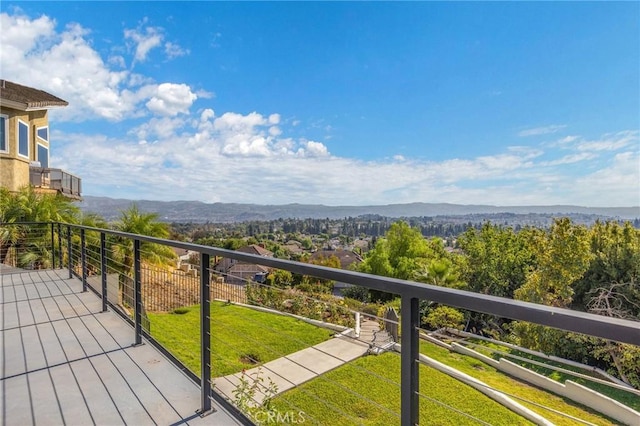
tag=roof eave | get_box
[0,99,68,111]
[0,99,29,111]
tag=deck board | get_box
[1,269,242,426]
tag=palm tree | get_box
[110,204,176,307]
[0,186,80,268]
[418,258,465,289]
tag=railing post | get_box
[200,252,213,415]
[134,238,142,346]
[100,232,108,312]
[80,228,87,292]
[57,223,62,269]
[50,223,55,269]
[401,295,419,426]
[67,225,72,279]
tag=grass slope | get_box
[468,340,640,412]
[270,352,533,425]
[147,302,333,377]
[420,341,617,425]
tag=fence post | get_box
[50,223,55,269]
[134,238,142,345]
[57,223,62,269]
[80,228,87,292]
[101,232,107,312]
[199,252,213,415]
[67,225,72,279]
[401,295,419,426]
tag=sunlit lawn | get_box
[270,352,533,426]
[467,340,640,412]
[269,341,618,426]
[419,341,617,426]
[147,302,333,377]
[147,305,619,425]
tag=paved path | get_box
[213,317,392,406]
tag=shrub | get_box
[246,284,354,327]
[341,285,371,302]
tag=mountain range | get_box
[79,196,640,223]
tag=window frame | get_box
[36,125,49,143]
[0,114,7,153]
[37,143,49,168]
[17,119,29,159]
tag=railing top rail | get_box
[3,221,639,347]
[28,167,82,180]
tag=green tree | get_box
[418,258,465,289]
[0,186,80,268]
[111,204,176,307]
[515,218,592,307]
[512,218,593,352]
[266,269,293,288]
[359,221,445,301]
[457,223,535,298]
[298,254,341,293]
[573,220,640,314]
[360,221,436,280]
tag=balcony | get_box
[29,167,82,199]
[1,222,639,425]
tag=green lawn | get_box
[270,352,533,426]
[147,305,621,424]
[147,302,333,377]
[467,339,640,412]
[419,341,617,425]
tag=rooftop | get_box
[0,79,68,111]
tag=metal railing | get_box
[29,166,82,198]
[2,221,639,425]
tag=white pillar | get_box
[355,312,361,337]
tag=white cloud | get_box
[542,152,598,166]
[124,20,189,64]
[575,131,637,152]
[301,141,329,157]
[146,83,197,116]
[124,25,163,63]
[53,101,639,207]
[0,12,202,122]
[164,41,189,59]
[572,151,640,206]
[108,55,126,68]
[268,113,281,125]
[518,124,566,137]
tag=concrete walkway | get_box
[213,318,391,405]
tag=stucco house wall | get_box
[0,106,49,192]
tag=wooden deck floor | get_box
[0,269,242,425]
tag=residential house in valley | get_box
[310,248,363,297]
[213,244,273,284]
[0,79,81,198]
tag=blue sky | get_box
[2,2,638,207]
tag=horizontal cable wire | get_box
[415,389,493,426]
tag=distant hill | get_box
[78,196,640,223]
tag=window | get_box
[37,126,49,142]
[37,144,49,168]
[0,115,7,152]
[18,120,29,158]
[36,125,49,167]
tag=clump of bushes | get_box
[246,284,355,327]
